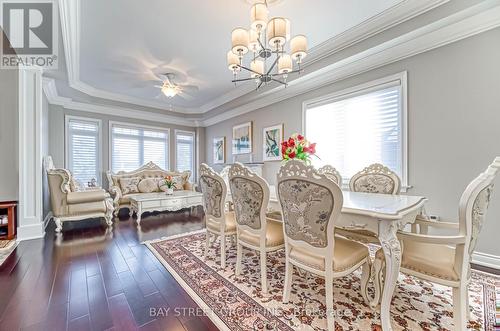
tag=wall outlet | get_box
[429,215,440,221]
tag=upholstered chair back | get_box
[45,156,71,217]
[277,160,343,255]
[349,163,401,194]
[318,165,343,187]
[457,157,500,275]
[228,162,269,231]
[199,163,227,220]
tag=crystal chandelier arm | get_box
[232,77,258,83]
[237,64,262,76]
[257,81,264,90]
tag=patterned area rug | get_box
[146,231,499,331]
[0,239,17,266]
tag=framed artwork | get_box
[263,124,283,161]
[232,122,252,155]
[213,137,225,164]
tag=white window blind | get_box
[176,131,195,175]
[111,123,169,172]
[66,117,101,185]
[305,81,406,186]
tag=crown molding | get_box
[200,0,500,127]
[43,78,202,127]
[58,0,449,115]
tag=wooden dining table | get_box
[227,186,427,331]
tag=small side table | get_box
[0,201,17,240]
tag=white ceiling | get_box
[78,0,403,111]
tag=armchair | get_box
[371,157,500,330]
[45,156,114,233]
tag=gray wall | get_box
[0,66,18,201]
[205,28,500,256]
[48,106,203,187]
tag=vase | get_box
[166,188,174,195]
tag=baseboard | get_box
[16,223,45,242]
[43,212,53,230]
[472,251,500,270]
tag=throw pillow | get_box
[158,178,169,192]
[70,178,85,192]
[137,178,159,193]
[119,177,141,195]
[172,175,184,190]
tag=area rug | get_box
[0,239,17,266]
[146,230,499,331]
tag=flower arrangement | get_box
[281,133,317,164]
[161,175,175,195]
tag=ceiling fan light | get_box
[250,3,268,31]
[227,50,240,71]
[278,54,292,74]
[250,59,264,78]
[267,17,290,50]
[291,35,308,62]
[162,85,179,98]
[231,28,249,55]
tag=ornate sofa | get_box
[45,156,114,233]
[106,162,195,215]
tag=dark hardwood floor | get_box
[0,207,218,331]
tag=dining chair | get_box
[371,157,500,331]
[199,163,237,269]
[228,162,284,294]
[277,160,371,331]
[337,163,401,244]
[318,165,343,187]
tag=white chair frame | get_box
[229,162,284,294]
[318,165,343,187]
[277,160,371,331]
[372,157,500,330]
[199,163,236,269]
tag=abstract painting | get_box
[232,122,252,155]
[263,124,283,161]
[213,137,225,164]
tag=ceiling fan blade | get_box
[179,85,199,93]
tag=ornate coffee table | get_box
[129,190,203,224]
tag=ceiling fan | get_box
[153,73,199,99]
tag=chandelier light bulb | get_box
[250,3,268,31]
[250,59,264,78]
[248,29,260,53]
[231,28,249,55]
[227,50,240,72]
[291,35,308,63]
[278,54,292,74]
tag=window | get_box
[304,73,408,188]
[175,130,195,175]
[110,122,169,172]
[65,116,101,185]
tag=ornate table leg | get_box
[378,220,402,331]
[136,204,142,224]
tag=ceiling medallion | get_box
[227,0,307,90]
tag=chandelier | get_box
[227,1,308,89]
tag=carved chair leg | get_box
[220,235,226,269]
[282,259,293,303]
[452,285,468,331]
[371,253,385,308]
[205,232,211,260]
[235,243,243,276]
[360,259,371,305]
[260,250,268,294]
[325,272,335,331]
[54,218,63,233]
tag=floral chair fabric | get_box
[349,163,401,195]
[199,175,223,218]
[277,179,334,248]
[229,177,263,230]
